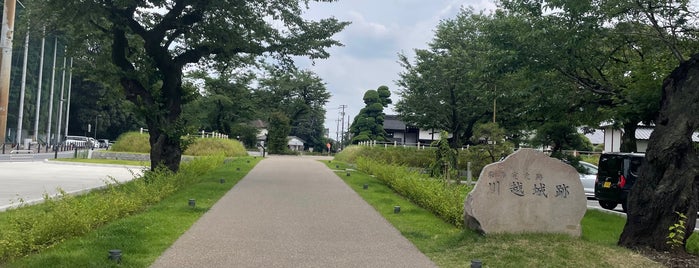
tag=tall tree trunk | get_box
[148,125,182,172]
[618,54,699,252]
[619,121,639,153]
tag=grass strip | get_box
[325,160,663,267]
[3,157,260,267]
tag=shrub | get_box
[335,145,498,177]
[355,157,471,227]
[110,132,150,153]
[184,138,247,157]
[111,131,247,157]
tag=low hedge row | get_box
[0,155,225,263]
[336,145,499,177]
[355,157,471,228]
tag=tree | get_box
[181,70,256,136]
[255,67,330,152]
[267,112,291,154]
[349,86,391,143]
[396,9,493,147]
[497,0,699,252]
[31,1,348,172]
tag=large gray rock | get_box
[464,149,587,237]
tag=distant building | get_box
[287,136,305,151]
[601,123,699,153]
[383,115,446,145]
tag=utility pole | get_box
[335,118,340,142]
[0,0,17,145]
[339,104,347,149]
[33,27,46,142]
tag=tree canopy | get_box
[29,0,349,171]
[349,86,391,143]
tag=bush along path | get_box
[1,156,260,267]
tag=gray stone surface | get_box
[151,156,436,268]
[464,149,587,237]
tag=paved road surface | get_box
[0,161,144,211]
[151,156,437,268]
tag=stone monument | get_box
[463,148,587,237]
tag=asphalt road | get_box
[0,160,144,211]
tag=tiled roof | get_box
[384,115,406,130]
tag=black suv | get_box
[594,152,645,212]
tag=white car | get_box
[579,161,598,199]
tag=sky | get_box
[293,0,497,141]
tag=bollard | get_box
[471,259,482,268]
[394,206,401,213]
[188,199,196,208]
[363,184,368,190]
[108,249,122,263]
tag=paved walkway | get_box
[151,156,436,268]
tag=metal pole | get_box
[0,0,17,144]
[55,48,66,145]
[46,37,57,146]
[15,28,28,147]
[63,58,72,137]
[33,27,46,143]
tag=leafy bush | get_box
[355,157,471,227]
[110,132,150,153]
[0,156,225,263]
[110,131,247,157]
[335,145,500,178]
[184,138,247,157]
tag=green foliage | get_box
[183,138,247,157]
[335,145,496,182]
[430,131,459,179]
[255,67,331,151]
[0,156,227,263]
[667,212,688,250]
[110,132,151,153]
[109,132,247,157]
[230,123,260,149]
[355,157,470,227]
[350,86,392,143]
[471,122,514,162]
[267,112,291,154]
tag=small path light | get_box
[335,164,339,169]
[346,171,351,176]
[188,199,196,208]
[246,160,250,163]
[108,249,122,263]
[220,178,225,184]
[363,184,368,190]
[471,259,482,268]
[394,206,401,214]
[236,167,240,171]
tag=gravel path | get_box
[150,156,436,268]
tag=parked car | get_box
[579,161,598,199]
[63,135,90,148]
[98,139,110,149]
[594,152,645,212]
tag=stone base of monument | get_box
[463,148,586,237]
